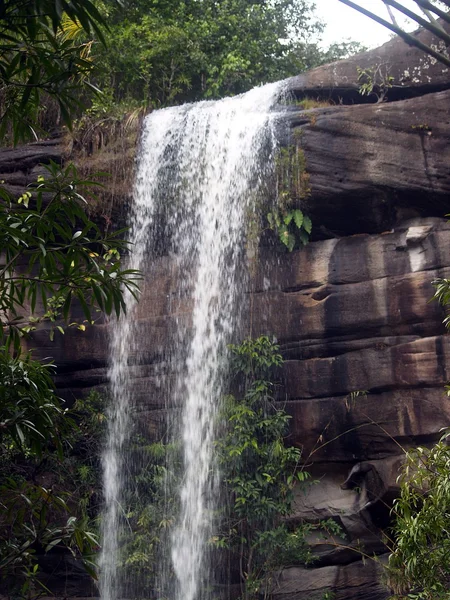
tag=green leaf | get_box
[284,211,294,225]
[298,230,309,246]
[293,209,304,229]
[302,215,312,234]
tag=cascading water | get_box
[100,80,286,600]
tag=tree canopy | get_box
[0,0,119,142]
[90,0,364,108]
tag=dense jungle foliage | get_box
[90,0,364,108]
[0,0,367,139]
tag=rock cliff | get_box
[3,22,450,600]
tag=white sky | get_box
[314,0,423,49]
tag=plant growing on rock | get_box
[115,438,180,599]
[267,146,312,252]
[215,336,313,600]
[357,64,394,103]
[387,431,450,599]
[267,208,312,252]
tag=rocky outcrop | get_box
[288,18,450,101]
[285,90,450,234]
[271,558,388,600]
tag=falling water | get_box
[100,80,286,600]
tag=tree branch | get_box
[336,0,450,68]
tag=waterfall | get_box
[100,80,286,600]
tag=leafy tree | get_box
[0,160,139,461]
[0,0,121,143]
[0,391,106,598]
[387,432,450,599]
[0,162,138,351]
[315,39,367,63]
[0,0,138,594]
[92,0,325,106]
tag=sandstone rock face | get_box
[8,26,450,600]
[284,90,450,235]
[287,18,450,100]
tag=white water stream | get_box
[100,81,286,600]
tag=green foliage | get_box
[92,0,325,106]
[387,432,450,599]
[357,64,394,103]
[116,438,180,598]
[0,391,106,596]
[267,146,312,252]
[0,350,62,457]
[0,0,121,143]
[267,208,312,252]
[296,98,334,110]
[316,40,367,64]
[216,336,312,599]
[0,161,140,352]
[228,335,283,378]
[432,277,450,329]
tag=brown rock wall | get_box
[287,90,450,234]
